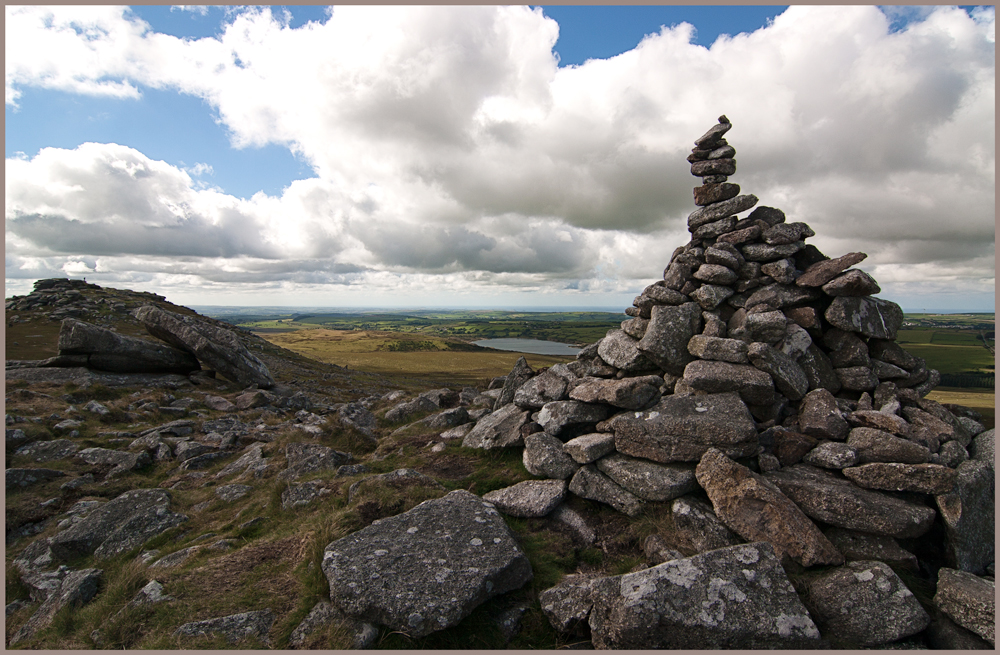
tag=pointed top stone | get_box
[694,119,733,148]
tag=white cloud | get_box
[4,5,995,309]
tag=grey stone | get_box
[203,395,236,411]
[747,342,809,401]
[970,428,994,469]
[568,464,644,516]
[549,505,595,545]
[15,439,79,462]
[796,252,867,287]
[689,284,735,310]
[936,439,969,467]
[523,433,580,480]
[682,359,775,405]
[693,263,738,285]
[798,560,929,646]
[347,468,445,503]
[642,533,685,564]
[741,241,805,262]
[798,343,842,393]
[599,329,657,373]
[935,460,994,574]
[462,403,530,449]
[670,496,743,554]
[174,609,275,645]
[322,490,532,638]
[760,258,798,284]
[134,305,274,388]
[594,453,696,502]
[696,449,843,567]
[338,402,378,438]
[802,441,859,469]
[588,542,821,649]
[847,427,931,464]
[6,468,66,490]
[173,441,214,462]
[823,528,919,572]
[635,302,701,375]
[567,375,661,410]
[215,443,268,479]
[439,423,474,441]
[612,392,758,463]
[49,488,188,561]
[762,221,814,245]
[835,365,879,391]
[764,463,936,539]
[492,356,535,410]
[563,432,616,464]
[215,484,252,502]
[933,568,995,645]
[925,609,994,650]
[539,574,599,632]
[10,568,103,645]
[687,194,758,229]
[287,600,377,650]
[58,318,200,374]
[739,309,788,343]
[416,406,470,431]
[642,284,688,306]
[149,546,199,569]
[537,400,610,437]
[77,447,151,479]
[825,296,904,339]
[843,462,957,495]
[514,370,569,409]
[384,395,437,423]
[692,215,739,240]
[687,335,749,363]
[822,269,881,296]
[282,481,330,510]
[483,479,567,517]
[745,283,821,309]
[704,245,741,269]
[279,443,351,481]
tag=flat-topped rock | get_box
[483,480,567,518]
[594,453,696,502]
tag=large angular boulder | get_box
[695,449,843,567]
[612,392,758,463]
[49,488,188,561]
[539,574,600,632]
[935,460,994,574]
[598,329,657,373]
[322,490,532,638]
[824,296,904,339]
[58,318,200,374]
[522,433,580,480]
[587,542,821,649]
[797,561,929,646]
[493,356,534,409]
[765,464,936,539]
[462,404,530,449]
[133,305,274,388]
[513,370,569,409]
[842,462,957,495]
[933,568,995,645]
[635,303,702,374]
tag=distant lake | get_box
[473,338,581,356]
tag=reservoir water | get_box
[472,338,581,356]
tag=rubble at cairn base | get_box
[463,116,994,648]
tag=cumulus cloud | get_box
[4,5,995,308]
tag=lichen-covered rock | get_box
[933,568,995,645]
[599,329,657,373]
[483,479,567,518]
[462,403,530,449]
[842,462,957,495]
[634,303,702,374]
[49,488,188,561]
[562,432,616,464]
[669,496,743,554]
[612,392,757,463]
[797,560,929,646]
[322,490,532,638]
[568,375,662,410]
[10,568,103,645]
[6,468,66,490]
[935,460,995,574]
[513,370,569,409]
[280,443,351,481]
[539,574,600,632]
[802,441,858,469]
[588,542,821,649]
[15,439,79,463]
[696,449,843,567]
[175,609,275,645]
[568,464,644,516]
[58,318,200,374]
[493,356,535,409]
[682,360,775,405]
[594,453,697,502]
[824,296,904,339]
[537,400,610,437]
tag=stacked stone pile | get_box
[462,116,994,648]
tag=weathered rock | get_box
[287,600,377,650]
[635,302,701,374]
[522,433,580,480]
[802,441,859,469]
[765,463,935,539]
[10,568,103,645]
[847,427,930,464]
[568,464,644,516]
[848,408,909,435]
[824,296,904,339]
[15,439,79,462]
[338,403,378,439]
[77,447,151,478]
[483,479,567,518]
[823,527,919,571]
[588,542,821,649]
[462,404,530,449]
[822,269,881,296]
[175,609,275,645]
[599,329,657,373]
[696,449,842,567]
[643,283,688,305]
[563,432,616,464]
[687,194,758,229]
[760,426,818,466]
[216,484,252,502]
[537,400,610,437]
[384,395,437,423]
[741,241,805,262]
[798,344,842,393]
[642,534,685,565]
[322,490,532,638]
[6,467,66,490]
[834,365,879,391]
[682,359,775,405]
[513,370,569,409]
[797,560,929,646]
[689,284,735,310]
[933,568,995,645]
[415,407,470,431]
[280,443,351,481]
[687,335,748,363]
[970,428,994,469]
[738,309,788,343]
[215,443,268,479]
[612,392,757,463]
[203,395,236,411]
[795,252,867,287]
[49,488,188,561]
[935,460,994,574]
[690,157,737,177]
[134,305,274,388]
[149,546,200,568]
[347,468,445,503]
[539,574,599,632]
[747,342,808,401]
[760,258,798,284]
[842,462,957,495]
[567,375,661,410]
[693,117,732,147]
[57,318,201,374]
[670,496,743,554]
[595,453,696,502]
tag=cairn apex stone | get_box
[693,118,733,147]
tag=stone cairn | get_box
[463,116,994,648]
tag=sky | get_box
[4,5,996,313]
